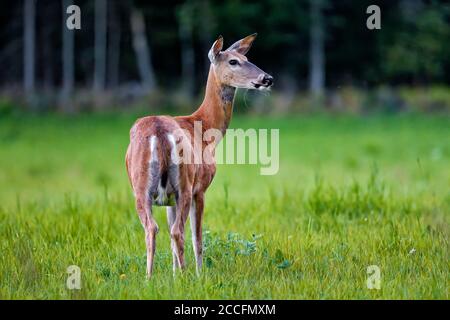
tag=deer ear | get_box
[226,33,257,55]
[208,35,224,63]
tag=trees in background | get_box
[61,0,75,112]
[94,0,107,92]
[108,0,121,88]
[41,3,56,90]
[309,0,325,96]
[177,0,195,98]
[23,0,36,101]
[130,5,156,93]
[0,0,448,111]
[383,1,450,84]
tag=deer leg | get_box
[170,193,191,270]
[136,197,159,279]
[166,206,180,273]
[190,193,204,276]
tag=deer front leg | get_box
[170,193,192,271]
[190,193,204,276]
[166,206,180,274]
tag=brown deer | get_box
[126,34,273,278]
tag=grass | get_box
[0,112,448,299]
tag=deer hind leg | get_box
[136,196,159,279]
[190,193,204,276]
[166,206,180,273]
[170,192,191,271]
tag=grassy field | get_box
[0,112,448,299]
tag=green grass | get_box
[0,112,448,299]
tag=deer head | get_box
[208,34,274,90]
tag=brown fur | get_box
[125,34,273,278]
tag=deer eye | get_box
[229,59,238,66]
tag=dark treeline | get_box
[0,0,449,113]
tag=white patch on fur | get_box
[149,135,166,205]
[157,183,166,204]
[150,136,158,162]
[167,133,180,193]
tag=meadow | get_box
[0,111,448,299]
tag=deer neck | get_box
[193,65,236,136]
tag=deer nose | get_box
[263,75,273,87]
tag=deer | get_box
[125,33,273,278]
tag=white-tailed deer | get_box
[126,34,273,278]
